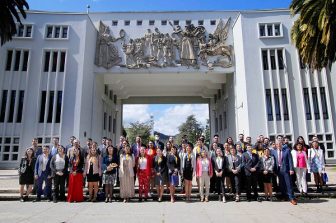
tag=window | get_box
[14,50,21,71]
[17,25,24,37]
[174,20,179,26]
[0,90,8,122]
[161,20,167,25]
[108,115,112,132]
[44,51,50,72]
[137,20,142,26]
[0,137,20,161]
[265,89,273,121]
[186,20,191,25]
[327,151,334,158]
[303,88,312,120]
[219,115,223,131]
[224,112,227,129]
[259,23,282,37]
[311,87,320,120]
[112,20,118,26]
[47,91,54,123]
[16,91,24,123]
[61,26,68,38]
[59,52,66,72]
[46,26,53,38]
[198,20,204,26]
[215,117,218,133]
[217,90,221,100]
[262,50,268,70]
[54,26,60,38]
[259,25,266,37]
[149,20,155,26]
[270,50,276,70]
[214,95,217,104]
[103,112,107,130]
[22,51,29,71]
[326,134,332,141]
[45,25,69,39]
[277,49,284,70]
[44,50,65,72]
[56,91,62,123]
[114,95,117,104]
[274,89,281,121]
[52,51,58,72]
[274,24,281,36]
[109,90,113,100]
[124,20,130,26]
[5,50,13,71]
[210,20,216,25]
[113,118,116,134]
[104,85,108,96]
[7,90,16,123]
[281,89,289,120]
[320,87,329,119]
[25,25,32,37]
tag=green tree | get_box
[0,0,29,45]
[176,115,203,145]
[290,0,336,70]
[125,121,152,145]
[204,119,211,145]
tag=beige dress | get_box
[119,154,135,198]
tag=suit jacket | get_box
[272,145,294,173]
[34,154,52,177]
[242,152,260,176]
[131,143,146,158]
[153,155,168,177]
[226,155,242,173]
[50,154,69,177]
[212,155,226,177]
[154,140,165,150]
[167,154,180,175]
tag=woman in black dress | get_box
[153,148,168,202]
[181,143,195,201]
[167,146,180,203]
[19,148,36,202]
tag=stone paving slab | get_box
[0,199,335,223]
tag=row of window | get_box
[0,90,25,123]
[103,112,116,133]
[15,24,33,38]
[5,50,29,71]
[39,91,63,123]
[303,87,329,120]
[259,23,282,38]
[46,25,69,39]
[265,88,289,121]
[104,85,117,104]
[262,49,284,70]
[215,112,227,133]
[0,137,20,161]
[112,19,217,27]
[43,50,66,72]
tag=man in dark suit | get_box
[242,144,260,202]
[154,134,165,150]
[273,135,297,205]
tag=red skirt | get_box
[67,173,84,202]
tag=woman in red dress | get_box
[146,141,156,196]
[137,146,151,201]
[67,147,84,202]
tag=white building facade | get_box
[0,9,335,168]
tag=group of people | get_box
[18,133,326,205]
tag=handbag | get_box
[322,172,328,184]
[306,171,311,182]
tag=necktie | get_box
[279,150,282,167]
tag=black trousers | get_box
[229,173,240,194]
[215,175,225,196]
[53,174,66,200]
[246,173,258,200]
[210,175,217,193]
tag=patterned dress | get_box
[119,155,135,198]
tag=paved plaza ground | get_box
[0,198,335,223]
[0,167,335,223]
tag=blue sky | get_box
[27,0,292,12]
[26,0,292,135]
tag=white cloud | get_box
[123,105,152,126]
[154,104,209,136]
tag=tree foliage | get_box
[290,0,336,70]
[0,0,29,45]
[125,121,152,145]
[176,115,204,145]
